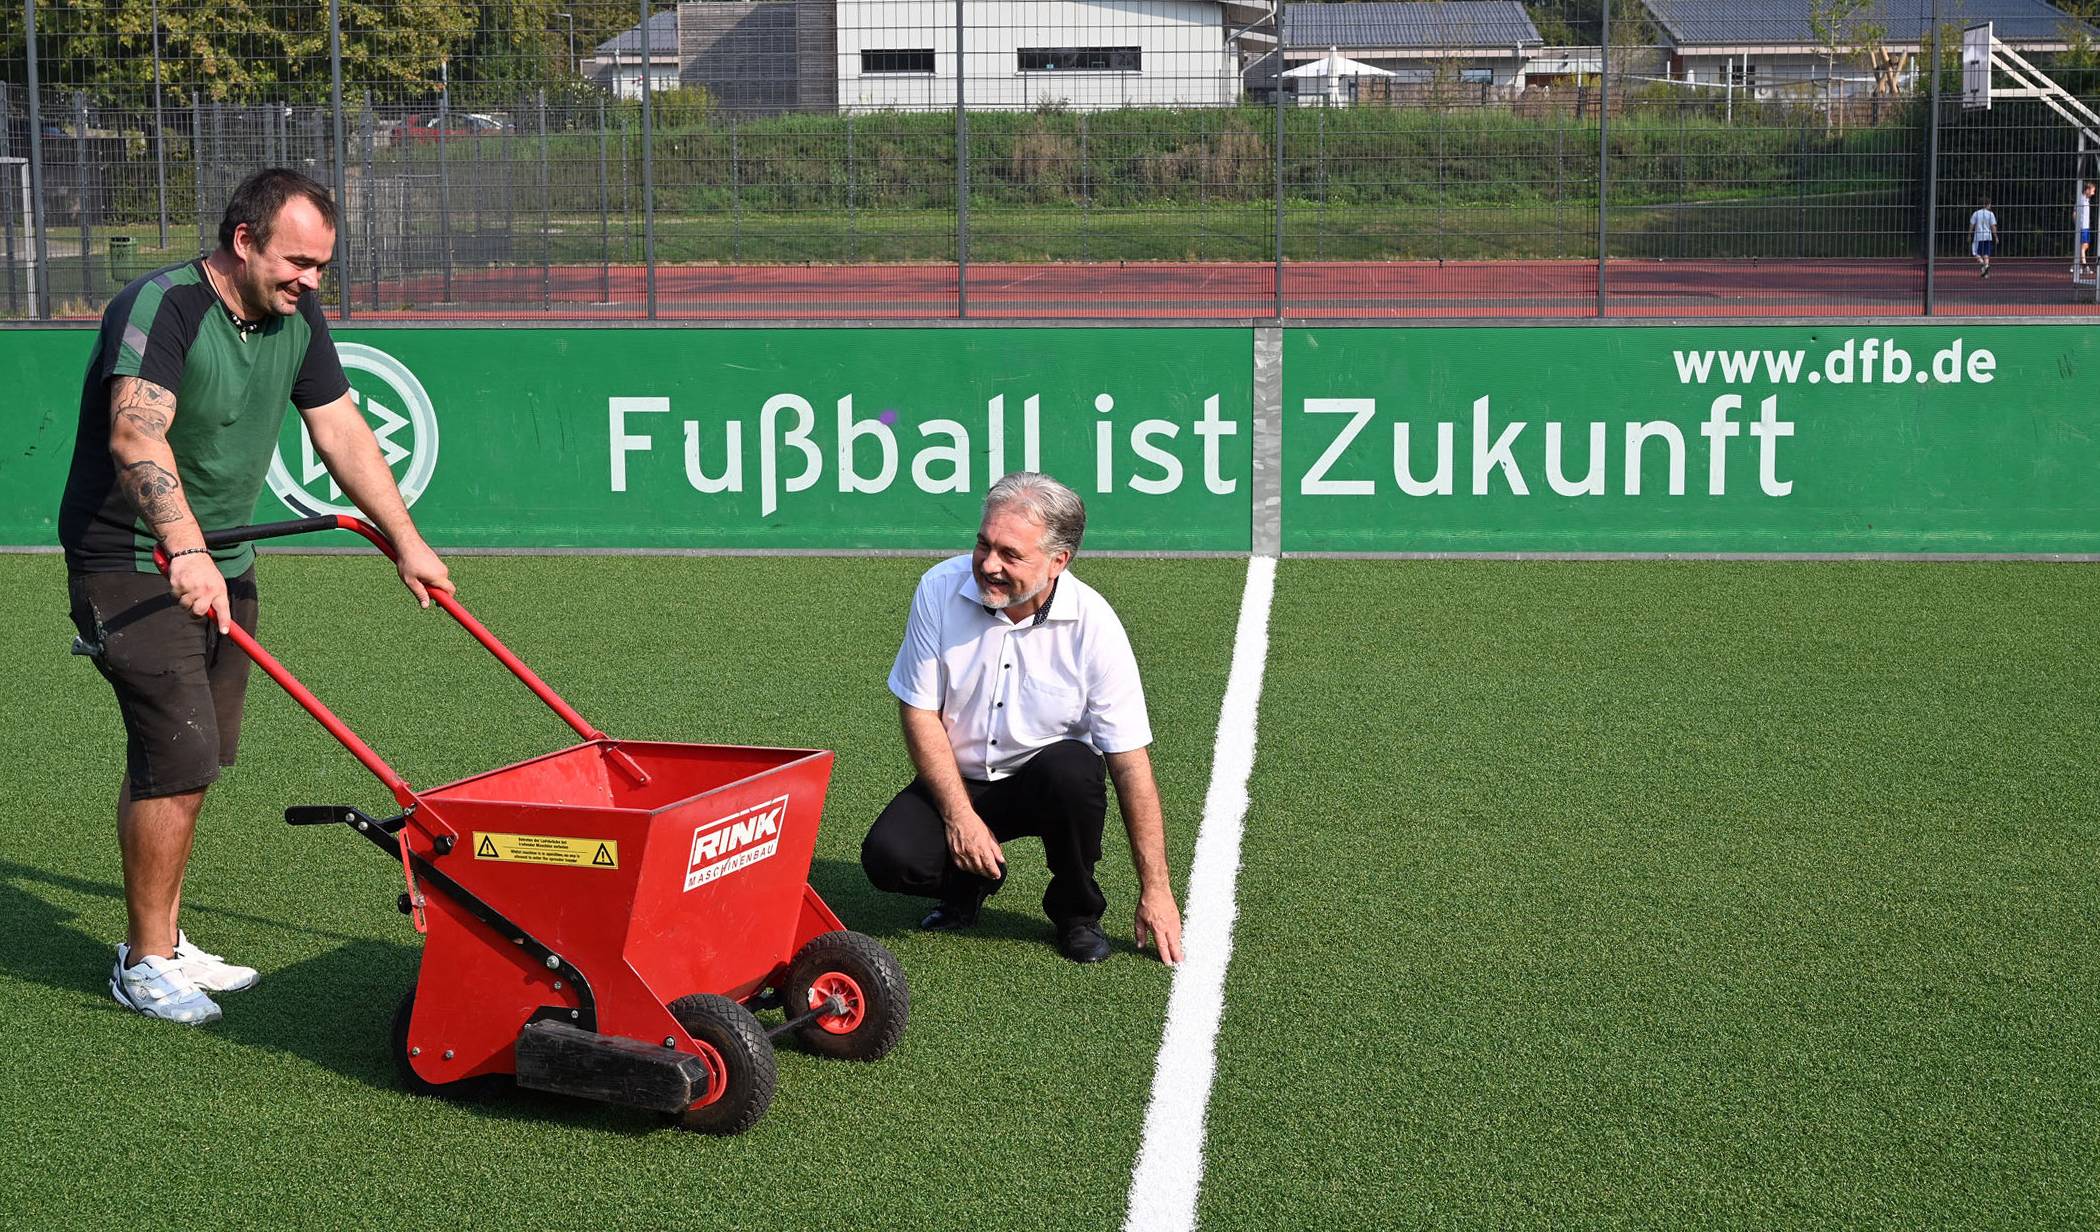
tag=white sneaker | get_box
[174,931,259,994]
[111,946,222,1025]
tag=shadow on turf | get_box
[0,860,421,1081]
[809,855,1157,961]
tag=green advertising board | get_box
[5,323,2096,556]
[1283,326,2100,554]
[1,327,1253,553]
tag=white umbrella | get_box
[1281,47,1393,105]
[1280,47,1394,79]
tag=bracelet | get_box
[167,546,211,561]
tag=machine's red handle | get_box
[154,516,650,796]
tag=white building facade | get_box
[836,0,1243,112]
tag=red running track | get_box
[312,257,2100,321]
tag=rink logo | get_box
[684,795,788,890]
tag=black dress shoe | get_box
[919,896,983,931]
[1056,920,1111,964]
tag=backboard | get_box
[1964,23,1993,110]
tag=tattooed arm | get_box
[108,376,229,631]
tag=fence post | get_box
[640,0,657,320]
[212,103,224,240]
[1273,9,1285,320]
[192,97,204,255]
[151,0,167,250]
[1597,3,1611,317]
[955,0,969,318]
[1797,122,1808,260]
[502,95,516,254]
[438,66,453,301]
[731,116,741,264]
[846,111,856,264]
[1079,111,1089,265]
[1925,0,1942,316]
[23,0,46,318]
[363,92,378,312]
[539,88,550,312]
[76,92,93,297]
[329,0,349,320]
[1555,122,1565,258]
[1,81,17,315]
[598,96,610,304]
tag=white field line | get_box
[1122,553,1278,1232]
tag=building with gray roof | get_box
[1254,1,1544,97]
[1640,0,2099,92]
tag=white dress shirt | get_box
[888,554,1152,781]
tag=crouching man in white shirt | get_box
[862,472,1185,965]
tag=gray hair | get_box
[984,471,1086,557]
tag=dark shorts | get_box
[68,568,260,800]
[1973,239,1994,257]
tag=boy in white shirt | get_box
[1970,199,1999,278]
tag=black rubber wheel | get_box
[667,993,776,1135]
[782,930,909,1061]
[390,988,504,1102]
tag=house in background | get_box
[1641,0,2100,95]
[836,0,1268,113]
[1249,1,1543,100]
[593,0,1271,114]
[589,10,684,99]
[588,1,837,112]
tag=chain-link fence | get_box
[3,0,2099,320]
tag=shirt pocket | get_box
[1012,678,1085,743]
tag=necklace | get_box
[203,259,264,340]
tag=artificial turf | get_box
[1,553,2091,1229]
[1202,561,2097,1229]
[0,553,1238,1232]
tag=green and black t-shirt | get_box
[58,260,350,576]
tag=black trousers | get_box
[861,739,1108,928]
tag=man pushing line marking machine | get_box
[158,514,907,1135]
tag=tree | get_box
[1808,0,1887,133]
[0,0,476,105]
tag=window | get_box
[863,49,935,74]
[1018,46,1142,73]
[1726,62,1758,88]
[1459,67,1493,84]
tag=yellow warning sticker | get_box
[472,832,619,870]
